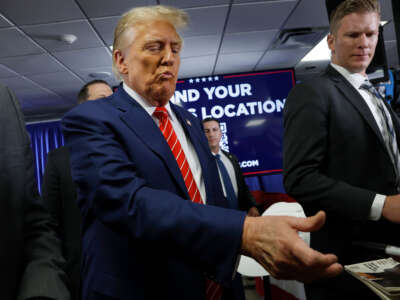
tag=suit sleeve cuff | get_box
[368,193,386,221]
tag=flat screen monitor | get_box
[171,69,295,176]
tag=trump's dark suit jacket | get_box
[0,84,69,300]
[221,150,257,212]
[62,86,246,300]
[283,66,400,297]
[42,146,81,300]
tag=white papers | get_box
[237,202,310,277]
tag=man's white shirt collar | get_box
[122,82,176,121]
[330,63,369,90]
[212,149,223,156]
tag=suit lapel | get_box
[110,87,189,199]
[172,104,228,207]
[328,66,386,148]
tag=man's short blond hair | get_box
[329,0,380,34]
[112,5,188,79]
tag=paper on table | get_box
[237,202,310,277]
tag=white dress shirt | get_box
[123,83,207,203]
[331,63,387,220]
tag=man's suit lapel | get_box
[172,104,228,207]
[327,66,387,149]
[111,87,190,199]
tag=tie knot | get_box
[215,153,220,159]
[360,80,373,91]
[153,106,168,121]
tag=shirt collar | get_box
[122,82,175,121]
[211,148,223,156]
[330,63,369,89]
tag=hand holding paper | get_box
[240,203,343,283]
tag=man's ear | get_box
[327,33,335,54]
[113,49,128,75]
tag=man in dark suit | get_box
[283,1,400,299]
[202,117,259,216]
[0,83,70,300]
[202,117,259,298]
[41,79,113,300]
[62,5,342,300]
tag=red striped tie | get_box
[153,107,223,300]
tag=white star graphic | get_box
[189,78,194,83]
[202,77,206,82]
[208,77,213,81]
[214,76,219,81]
[195,78,200,83]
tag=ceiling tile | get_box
[284,0,329,29]
[0,0,84,25]
[226,1,297,33]
[0,54,66,75]
[0,15,12,28]
[160,0,229,8]
[381,0,394,22]
[0,76,44,91]
[76,0,157,18]
[22,20,104,52]
[179,55,216,78]
[215,51,264,74]
[91,17,120,46]
[256,47,311,70]
[181,35,220,58]
[0,28,43,58]
[74,66,120,86]
[220,30,278,54]
[383,22,396,41]
[385,40,399,67]
[182,6,229,37]
[27,72,84,94]
[0,64,19,78]
[52,47,112,72]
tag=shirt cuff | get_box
[369,194,386,221]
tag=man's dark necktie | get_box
[215,154,238,209]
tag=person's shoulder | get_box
[171,102,202,125]
[64,96,113,122]
[222,150,237,161]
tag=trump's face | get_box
[115,20,182,106]
[328,12,379,75]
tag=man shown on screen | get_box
[62,5,342,300]
[283,1,400,299]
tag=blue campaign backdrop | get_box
[172,69,295,177]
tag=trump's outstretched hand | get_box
[241,211,343,283]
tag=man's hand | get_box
[383,195,400,223]
[241,211,343,283]
[247,206,260,217]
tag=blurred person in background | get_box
[0,83,70,300]
[42,79,113,300]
